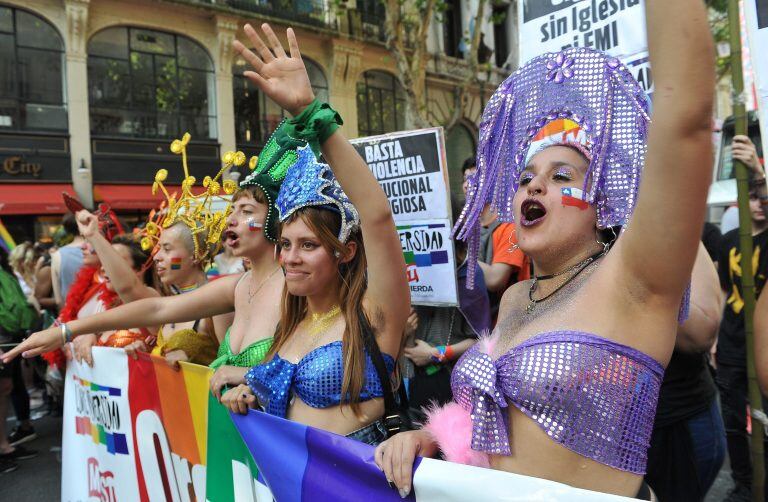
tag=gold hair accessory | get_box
[140,133,245,266]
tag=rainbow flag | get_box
[0,218,16,253]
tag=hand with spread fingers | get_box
[1,326,63,364]
[233,23,315,117]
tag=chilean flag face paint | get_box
[561,187,589,210]
[247,218,263,232]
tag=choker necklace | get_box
[526,249,605,314]
[248,267,281,303]
[309,305,341,337]
[172,283,200,295]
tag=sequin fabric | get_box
[209,328,272,370]
[276,145,360,243]
[244,341,395,417]
[454,47,650,289]
[451,331,664,474]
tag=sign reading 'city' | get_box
[351,128,458,306]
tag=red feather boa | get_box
[42,266,121,368]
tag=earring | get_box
[595,229,609,255]
[273,245,278,260]
[333,250,341,258]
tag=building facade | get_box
[0,0,513,240]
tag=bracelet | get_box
[60,323,73,344]
[430,345,445,364]
[285,99,343,154]
[443,345,454,361]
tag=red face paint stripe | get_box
[562,196,590,210]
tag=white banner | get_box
[744,0,768,159]
[62,349,138,501]
[352,129,458,306]
[518,0,650,93]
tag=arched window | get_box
[446,123,476,197]
[88,27,216,139]
[0,7,67,131]
[232,56,327,151]
[356,70,405,137]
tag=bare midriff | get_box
[286,395,386,436]
[489,407,642,497]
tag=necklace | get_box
[308,305,342,337]
[526,249,605,314]
[248,267,281,304]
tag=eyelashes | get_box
[554,167,573,179]
[518,171,535,185]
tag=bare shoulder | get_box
[499,279,533,310]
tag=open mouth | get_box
[520,198,547,227]
[224,230,240,247]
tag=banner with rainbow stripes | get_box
[62,349,211,501]
[62,348,629,501]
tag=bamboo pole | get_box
[727,1,765,499]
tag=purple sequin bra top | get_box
[452,331,664,474]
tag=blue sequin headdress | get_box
[276,145,360,243]
[455,47,651,287]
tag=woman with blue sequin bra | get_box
[219,23,409,446]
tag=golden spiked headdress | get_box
[139,133,245,266]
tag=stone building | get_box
[0,0,513,239]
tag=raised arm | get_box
[75,210,157,303]
[233,23,410,333]
[1,273,240,361]
[616,0,715,302]
[320,132,410,322]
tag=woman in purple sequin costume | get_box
[375,0,715,498]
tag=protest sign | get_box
[518,0,652,94]
[398,219,458,305]
[352,129,458,306]
[351,128,451,222]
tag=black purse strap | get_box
[359,310,404,433]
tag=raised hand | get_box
[75,209,100,239]
[233,23,315,116]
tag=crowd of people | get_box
[0,1,767,500]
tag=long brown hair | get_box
[266,207,370,415]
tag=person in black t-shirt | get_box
[645,241,724,501]
[716,139,768,500]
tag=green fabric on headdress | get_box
[239,120,305,243]
[238,100,343,243]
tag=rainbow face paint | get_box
[247,218,263,232]
[170,257,183,270]
[561,187,589,210]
